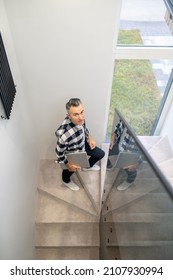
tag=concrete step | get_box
[106,244,173,260]
[102,178,164,215]
[39,159,61,188]
[104,212,173,223]
[39,159,99,215]
[104,221,173,244]
[158,158,173,178]
[75,171,100,214]
[35,247,99,260]
[106,240,173,247]
[136,161,160,178]
[148,135,173,164]
[38,185,97,216]
[103,192,173,216]
[36,191,99,223]
[101,160,159,208]
[77,169,100,205]
[138,136,161,150]
[35,223,99,247]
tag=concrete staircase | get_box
[101,135,173,260]
[35,160,101,259]
[35,135,173,259]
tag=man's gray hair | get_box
[66,98,82,111]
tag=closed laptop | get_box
[115,151,140,168]
[59,151,90,169]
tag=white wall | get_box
[0,0,39,259]
[4,0,121,159]
[0,0,121,259]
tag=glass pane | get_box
[118,0,173,46]
[101,110,173,260]
[107,59,173,139]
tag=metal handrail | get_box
[115,108,173,198]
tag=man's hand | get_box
[109,132,116,150]
[66,162,81,172]
[123,163,138,171]
[109,140,114,150]
[88,134,96,150]
[89,139,96,150]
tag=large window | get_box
[119,0,173,46]
[107,0,173,138]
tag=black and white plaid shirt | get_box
[55,117,89,164]
[114,120,139,153]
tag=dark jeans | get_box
[107,142,137,183]
[124,168,137,183]
[62,141,105,183]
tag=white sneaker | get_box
[117,181,132,191]
[82,165,100,171]
[63,181,80,191]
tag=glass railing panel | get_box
[100,110,173,260]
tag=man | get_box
[107,119,142,191]
[55,98,105,191]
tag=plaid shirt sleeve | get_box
[55,135,68,164]
[115,120,143,164]
[114,120,124,141]
[84,122,89,142]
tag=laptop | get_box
[115,151,140,168]
[59,151,90,169]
